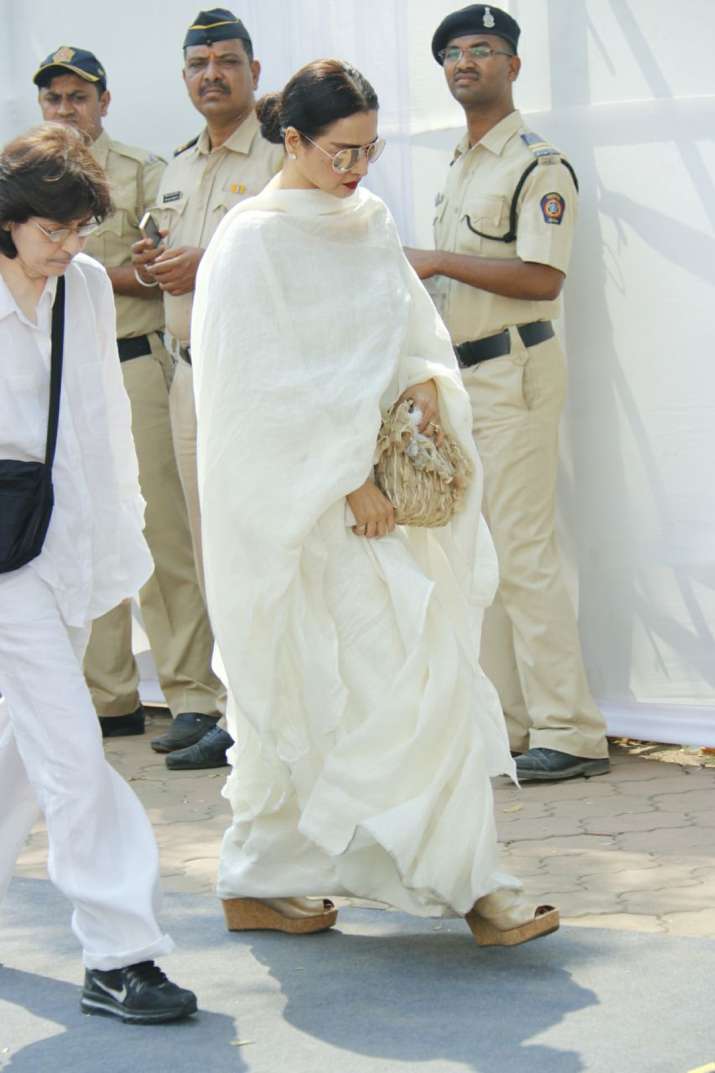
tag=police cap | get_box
[33,46,107,90]
[432,5,521,63]
[184,8,252,51]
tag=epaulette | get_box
[520,130,578,190]
[521,131,563,163]
[109,139,165,167]
[173,135,199,157]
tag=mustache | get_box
[200,82,230,95]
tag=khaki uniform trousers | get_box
[462,329,608,759]
[169,357,204,593]
[84,335,225,717]
[169,354,229,731]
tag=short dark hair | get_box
[256,59,378,145]
[35,68,107,95]
[0,123,112,258]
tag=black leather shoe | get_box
[516,747,610,782]
[166,725,233,770]
[150,712,220,753]
[99,707,145,739]
[81,960,197,1024]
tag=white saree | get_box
[192,180,518,917]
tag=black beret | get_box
[432,5,521,63]
[184,8,252,50]
[33,46,107,88]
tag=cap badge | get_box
[52,46,76,63]
[482,6,496,28]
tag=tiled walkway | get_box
[15,719,715,937]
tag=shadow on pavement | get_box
[0,967,242,1073]
[245,917,598,1073]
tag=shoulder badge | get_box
[173,135,199,157]
[541,192,566,225]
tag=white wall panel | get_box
[3,1,713,743]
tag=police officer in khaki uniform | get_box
[406,5,610,782]
[133,10,283,769]
[35,47,225,750]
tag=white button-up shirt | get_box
[0,254,153,626]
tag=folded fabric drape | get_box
[192,181,517,916]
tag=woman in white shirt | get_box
[192,61,559,946]
[0,123,196,1023]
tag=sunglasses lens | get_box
[368,139,385,163]
[332,149,354,173]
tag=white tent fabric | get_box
[3,0,713,745]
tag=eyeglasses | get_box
[299,133,386,174]
[32,219,99,243]
[438,44,513,64]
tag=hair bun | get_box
[256,92,284,144]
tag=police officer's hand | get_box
[398,379,444,445]
[347,479,396,539]
[404,247,440,280]
[131,234,166,285]
[150,246,204,296]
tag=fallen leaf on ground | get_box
[502,804,523,813]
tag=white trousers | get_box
[0,567,173,970]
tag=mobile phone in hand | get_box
[139,211,163,248]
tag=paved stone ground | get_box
[6,713,715,1073]
[14,712,715,938]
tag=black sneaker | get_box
[166,725,233,770]
[81,960,197,1024]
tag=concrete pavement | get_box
[3,718,714,1072]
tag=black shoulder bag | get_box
[0,275,66,573]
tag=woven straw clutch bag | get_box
[374,399,473,528]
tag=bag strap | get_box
[44,275,66,468]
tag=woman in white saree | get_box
[191,60,559,946]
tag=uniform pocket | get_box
[460,195,509,252]
[153,196,188,241]
[212,179,255,221]
[91,211,132,267]
[521,337,567,413]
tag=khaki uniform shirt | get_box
[87,130,166,340]
[154,111,284,345]
[432,110,578,344]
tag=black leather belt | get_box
[456,320,554,368]
[117,334,152,362]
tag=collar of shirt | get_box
[196,110,260,158]
[0,272,57,328]
[453,108,524,162]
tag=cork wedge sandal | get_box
[465,904,560,947]
[222,897,338,935]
